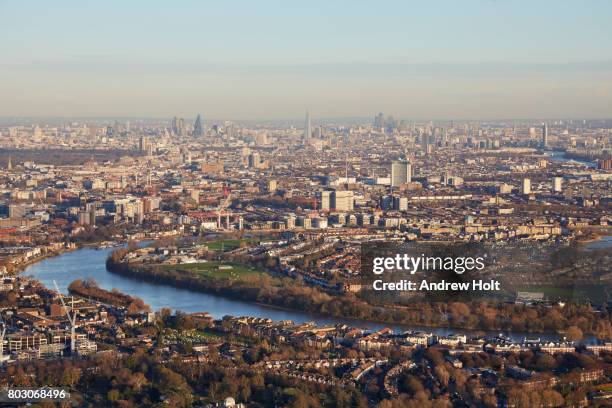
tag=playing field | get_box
[203,238,256,251]
[162,261,262,279]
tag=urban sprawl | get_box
[0,114,611,407]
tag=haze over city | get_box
[1,2,612,407]
[1,0,612,119]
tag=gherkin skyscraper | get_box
[193,114,204,137]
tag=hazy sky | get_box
[1,0,611,119]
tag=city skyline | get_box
[1,2,611,406]
[1,1,612,119]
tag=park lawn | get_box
[203,238,257,251]
[162,261,263,280]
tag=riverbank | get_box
[545,150,597,168]
[577,234,612,247]
[68,278,150,312]
[9,238,129,275]
[105,254,610,339]
[13,237,151,276]
[10,246,75,275]
[22,244,606,342]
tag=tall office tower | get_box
[421,131,429,153]
[385,115,396,134]
[320,190,332,211]
[380,195,393,210]
[172,117,185,136]
[542,123,548,148]
[521,178,531,195]
[193,114,204,137]
[85,202,97,226]
[553,177,563,193]
[248,152,262,168]
[374,112,385,129]
[78,210,92,226]
[33,126,43,141]
[332,190,354,211]
[529,127,536,138]
[391,160,412,187]
[225,123,235,139]
[304,110,312,140]
[393,196,408,211]
[211,124,219,136]
[268,180,277,193]
[138,135,148,151]
[178,118,185,136]
[256,131,268,145]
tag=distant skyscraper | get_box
[542,123,548,148]
[193,114,204,137]
[172,117,185,136]
[268,180,277,193]
[374,113,385,129]
[332,190,354,211]
[521,178,531,195]
[138,135,148,152]
[393,196,408,211]
[391,160,411,187]
[385,115,396,134]
[304,110,312,140]
[256,131,268,145]
[172,117,178,134]
[320,190,332,211]
[421,131,429,153]
[248,152,262,168]
[553,177,563,193]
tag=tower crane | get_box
[53,280,77,355]
[0,313,6,359]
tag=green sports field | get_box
[162,261,262,280]
[202,238,256,251]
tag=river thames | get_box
[21,244,606,343]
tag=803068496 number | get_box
[1,388,70,402]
